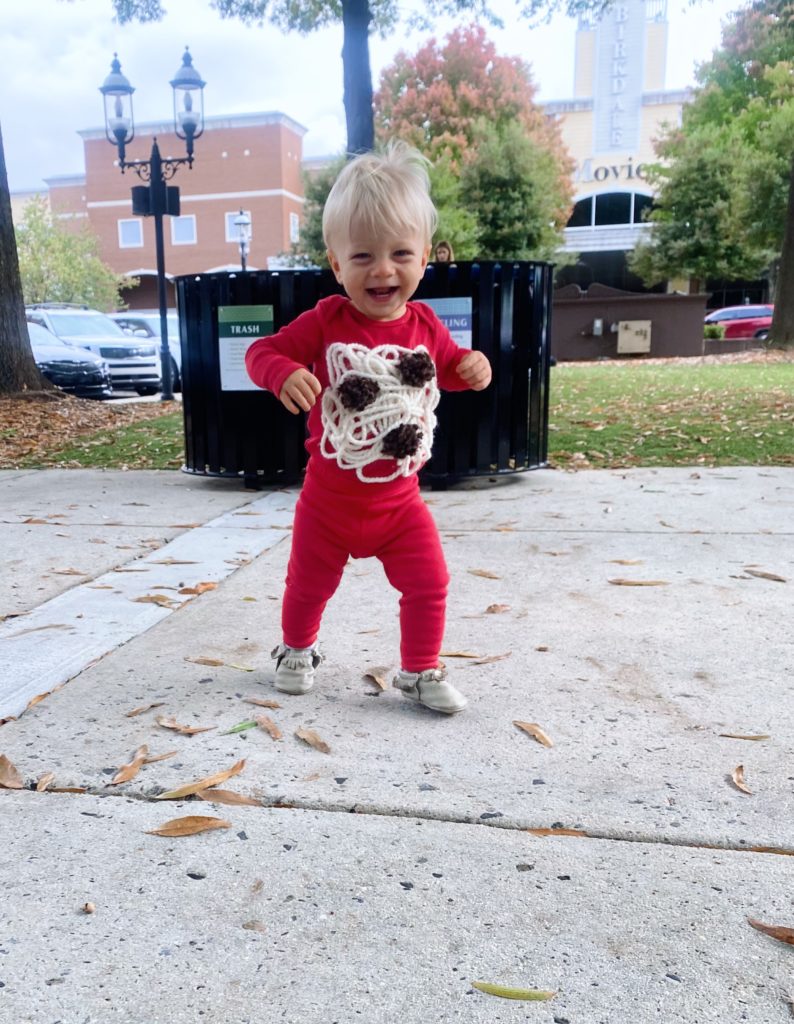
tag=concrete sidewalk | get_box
[1,466,793,1023]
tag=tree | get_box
[16,197,131,311]
[630,0,794,345]
[0,123,46,395]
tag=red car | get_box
[704,304,774,340]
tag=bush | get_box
[704,323,725,340]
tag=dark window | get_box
[594,192,632,225]
[567,197,593,228]
[633,194,654,223]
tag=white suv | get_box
[26,304,161,396]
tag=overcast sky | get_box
[1,0,739,192]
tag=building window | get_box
[594,192,632,226]
[568,198,593,228]
[289,211,300,244]
[633,194,654,224]
[566,192,654,229]
[118,218,143,248]
[171,215,197,245]
[225,210,252,243]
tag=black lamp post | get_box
[100,49,206,401]
[233,209,251,271]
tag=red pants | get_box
[282,474,449,672]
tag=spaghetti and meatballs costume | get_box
[245,294,473,673]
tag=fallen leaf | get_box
[36,771,56,792]
[514,721,554,748]
[485,604,511,614]
[148,558,199,565]
[440,650,481,659]
[143,751,177,764]
[155,758,246,800]
[23,516,49,524]
[719,733,770,741]
[125,702,166,717]
[731,764,752,795]
[535,645,550,652]
[242,920,267,932]
[748,919,794,946]
[109,744,149,785]
[185,656,225,667]
[26,691,52,709]
[6,622,72,638]
[609,559,643,565]
[251,879,264,893]
[473,652,512,666]
[226,663,255,673]
[133,593,177,607]
[146,815,231,837]
[113,567,150,573]
[743,568,787,583]
[256,715,283,740]
[363,668,389,691]
[468,569,501,579]
[608,578,669,587]
[527,827,588,838]
[46,786,87,794]
[155,715,216,736]
[51,567,88,576]
[242,696,281,709]
[296,728,330,754]
[222,719,259,735]
[471,982,555,1001]
[179,581,218,595]
[196,789,263,807]
[0,754,24,789]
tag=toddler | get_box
[245,142,491,714]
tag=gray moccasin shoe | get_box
[271,643,323,695]
[392,667,467,715]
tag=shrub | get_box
[704,323,725,340]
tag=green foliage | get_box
[428,155,480,258]
[703,323,725,340]
[298,155,347,266]
[16,197,133,311]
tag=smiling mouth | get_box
[367,287,398,300]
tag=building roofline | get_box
[79,110,308,141]
[44,174,86,188]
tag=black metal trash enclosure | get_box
[176,261,553,489]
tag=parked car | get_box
[704,304,774,340]
[111,310,182,391]
[27,321,113,399]
[25,303,161,395]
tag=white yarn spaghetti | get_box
[320,342,440,483]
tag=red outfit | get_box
[245,295,472,672]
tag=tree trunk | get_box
[770,153,794,348]
[342,0,374,155]
[0,121,46,394]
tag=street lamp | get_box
[233,210,251,271]
[100,49,206,401]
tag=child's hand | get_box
[456,351,492,391]
[279,368,322,414]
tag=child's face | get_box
[327,226,430,322]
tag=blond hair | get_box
[323,141,438,250]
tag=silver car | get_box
[111,310,182,392]
[26,303,161,395]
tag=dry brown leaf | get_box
[608,578,669,587]
[146,815,231,837]
[514,721,554,748]
[179,581,218,595]
[46,786,87,793]
[148,558,199,565]
[255,715,283,741]
[743,568,787,583]
[295,727,331,754]
[731,764,752,795]
[748,919,794,946]
[133,593,177,607]
[527,827,587,838]
[226,663,255,673]
[468,568,501,579]
[609,559,643,565]
[36,771,56,792]
[155,715,216,736]
[143,750,177,764]
[251,878,264,893]
[185,656,225,667]
[719,733,770,741]
[196,789,263,807]
[485,604,511,614]
[473,652,512,666]
[113,567,150,573]
[51,567,88,576]
[535,645,550,652]
[23,516,49,524]
[7,622,72,638]
[242,696,281,709]
[125,702,166,717]
[26,691,52,709]
[440,650,481,659]
[363,667,389,691]
[0,754,24,789]
[109,744,149,785]
[155,758,246,800]
[242,920,267,932]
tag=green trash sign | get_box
[218,305,274,391]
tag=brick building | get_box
[42,111,306,309]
